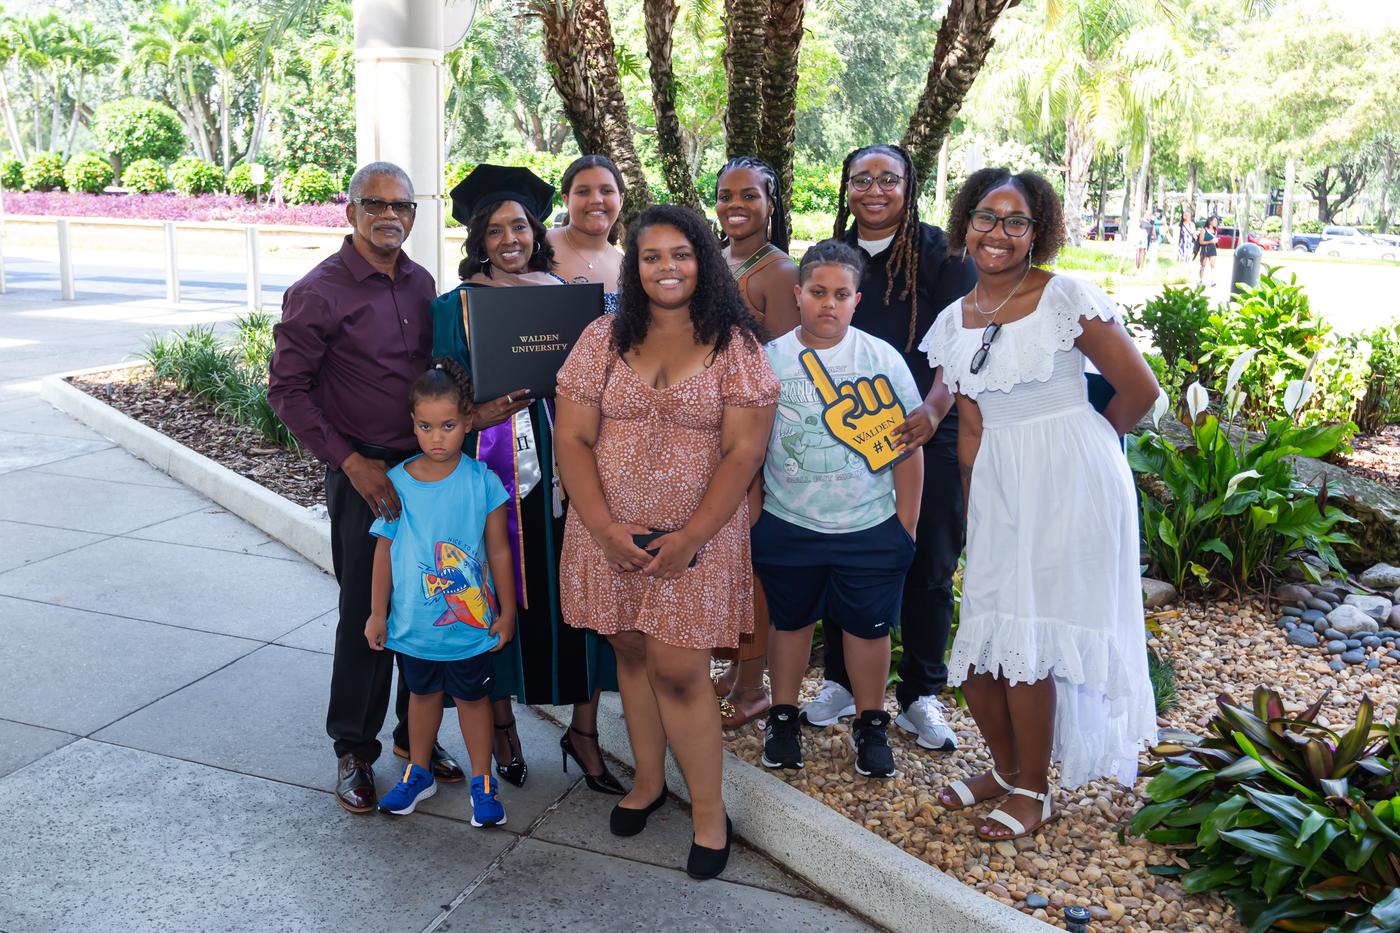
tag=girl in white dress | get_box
[921,169,1160,842]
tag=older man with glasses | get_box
[270,161,466,814]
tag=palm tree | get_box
[0,10,29,159]
[900,0,1025,190]
[129,3,214,162]
[644,0,701,210]
[6,12,57,154]
[193,3,251,173]
[60,19,119,160]
[722,0,766,158]
[757,0,806,240]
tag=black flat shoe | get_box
[609,785,668,837]
[686,817,733,881]
[494,719,528,787]
[561,726,626,796]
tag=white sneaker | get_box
[895,695,958,751]
[800,679,856,727]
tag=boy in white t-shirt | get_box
[753,240,924,779]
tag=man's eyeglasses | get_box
[970,322,1002,374]
[968,209,1034,238]
[849,172,904,193]
[353,197,418,218]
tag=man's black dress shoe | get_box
[336,754,376,813]
[392,742,465,783]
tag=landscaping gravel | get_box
[1339,423,1400,488]
[721,599,1400,931]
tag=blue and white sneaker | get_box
[379,763,436,815]
[470,774,507,827]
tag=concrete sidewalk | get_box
[0,288,874,932]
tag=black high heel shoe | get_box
[494,718,528,787]
[686,816,733,881]
[609,784,668,837]
[560,725,626,796]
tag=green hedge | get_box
[226,163,265,200]
[123,158,170,194]
[92,98,186,169]
[284,164,340,204]
[0,157,22,190]
[22,151,66,191]
[169,157,224,196]
[63,153,114,194]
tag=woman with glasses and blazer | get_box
[803,145,976,754]
[919,168,1159,844]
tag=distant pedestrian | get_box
[1176,209,1192,262]
[269,161,466,815]
[1198,216,1219,285]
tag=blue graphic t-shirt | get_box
[370,454,510,662]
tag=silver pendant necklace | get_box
[566,226,594,270]
[973,259,1031,320]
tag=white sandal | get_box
[939,769,1014,811]
[978,786,1057,840]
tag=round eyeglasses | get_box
[849,172,904,193]
[968,209,1035,238]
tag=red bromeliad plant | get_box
[1133,687,1400,932]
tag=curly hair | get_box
[410,357,475,415]
[946,167,1066,266]
[833,144,922,350]
[458,198,556,280]
[797,238,865,286]
[715,155,789,253]
[559,155,625,245]
[611,204,768,357]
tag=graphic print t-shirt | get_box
[370,455,510,661]
[761,326,921,534]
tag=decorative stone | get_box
[1329,659,1345,671]
[1304,597,1332,613]
[1274,616,1293,630]
[1324,628,1346,640]
[1025,893,1050,910]
[1275,584,1312,604]
[1389,650,1400,662]
[1345,639,1363,649]
[1367,657,1381,670]
[1326,640,1347,654]
[1142,577,1178,609]
[1347,593,1394,616]
[1286,629,1319,648]
[1315,620,1330,634]
[1360,564,1400,589]
[1301,609,1327,625]
[1363,635,1382,648]
[1342,648,1367,664]
[1390,605,1400,628]
[1281,606,1305,618]
[1327,605,1380,637]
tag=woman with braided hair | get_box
[800,144,976,753]
[710,155,801,728]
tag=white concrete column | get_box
[245,226,262,312]
[163,222,180,305]
[57,219,76,300]
[353,0,446,290]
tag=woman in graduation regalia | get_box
[430,164,623,795]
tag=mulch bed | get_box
[1339,423,1400,488]
[69,368,325,508]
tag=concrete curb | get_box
[41,368,1045,933]
[538,697,1050,933]
[41,365,334,574]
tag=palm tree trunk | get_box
[900,0,1024,189]
[246,71,272,163]
[49,77,64,151]
[62,72,86,160]
[1281,156,1296,245]
[1062,113,1092,245]
[644,0,701,211]
[220,72,231,173]
[1,71,29,160]
[1185,162,1197,217]
[723,0,766,158]
[933,134,951,225]
[757,0,805,240]
[533,0,606,154]
[576,0,652,220]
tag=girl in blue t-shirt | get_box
[365,358,517,827]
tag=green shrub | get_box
[22,151,65,191]
[169,157,224,195]
[790,163,841,215]
[280,93,356,182]
[230,311,276,372]
[1146,649,1178,715]
[225,163,267,200]
[1296,218,1324,234]
[1,157,22,190]
[284,164,340,205]
[1129,380,1356,593]
[1262,215,1283,233]
[92,98,185,170]
[1126,284,1214,379]
[62,153,114,194]
[123,158,170,193]
[1354,322,1400,432]
[1131,687,1400,933]
[1198,268,1355,430]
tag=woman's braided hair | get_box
[410,357,476,417]
[715,155,789,253]
[833,144,922,351]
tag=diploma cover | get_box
[461,283,604,402]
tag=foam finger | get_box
[856,378,879,411]
[874,375,896,407]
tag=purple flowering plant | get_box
[3,190,349,227]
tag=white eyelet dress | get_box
[919,275,1156,789]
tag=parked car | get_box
[1318,234,1398,261]
[1292,232,1322,252]
[1084,219,1119,240]
[1371,233,1400,250]
[1215,226,1278,250]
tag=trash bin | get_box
[1231,242,1263,294]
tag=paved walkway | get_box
[0,278,874,931]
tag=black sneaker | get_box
[852,710,896,778]
[762,704,803,769]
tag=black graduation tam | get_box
[450,164,555,227]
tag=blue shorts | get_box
[397,651,495,701]
[750,511,916,640]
